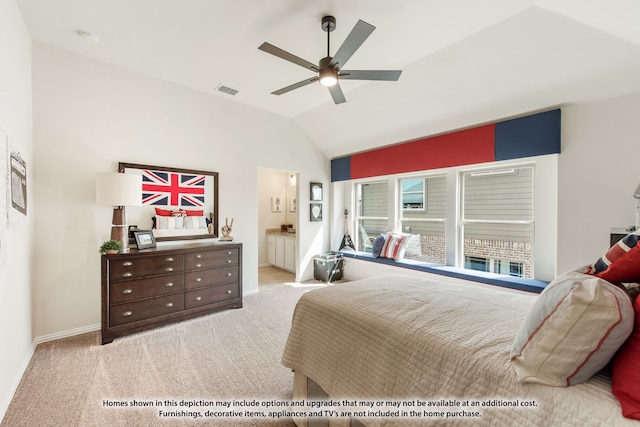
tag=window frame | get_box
[347,159,551,280]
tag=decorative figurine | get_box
[220,217,233,241]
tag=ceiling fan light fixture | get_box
[319,69,338,87]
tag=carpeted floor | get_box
[1,267,332,427]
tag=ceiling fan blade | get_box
[259,42,319,72]
[331,20,375,69]
[271,76,319,95]
[328,83,346,104]
[340,70,402,81]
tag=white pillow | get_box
[184,216,207,229]
[510,270,633,386]
[156,216,184,229]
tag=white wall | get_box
[0,0,33,419]
[557,94,640,273]
[31,43,330,340]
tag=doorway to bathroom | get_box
[257,168,298,286]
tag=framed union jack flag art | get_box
[118,162,219,241]
[141,169,206,207]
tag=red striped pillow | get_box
[511,270,634,386]
[380,232,411,261]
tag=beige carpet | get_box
[2,267,333,427]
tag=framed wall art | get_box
[310,182,322,201]
[310,203,322,222]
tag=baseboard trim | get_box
[33,323,100,345]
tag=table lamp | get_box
[96,172,142,250]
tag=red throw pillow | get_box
[612,296,640,419]
[185,210,204,217]
[597,246,640,284]
[154,207,172,217]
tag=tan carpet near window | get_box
[2,267,334,427]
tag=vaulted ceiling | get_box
[17,0,640,158]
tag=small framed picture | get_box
[271,196,282,212]
[310,182,323,201]
[133,230,156,250]
[310,203,323,222]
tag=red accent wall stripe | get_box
[350,124,496,179]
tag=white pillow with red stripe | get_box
[510,270,634,386]
[380,232,412,261]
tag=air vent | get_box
[214,84,239,96]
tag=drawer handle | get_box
[227,251,232,255]
[226,290,232,294]
[122,272,133,278]
[123,311,133,317]
[226,260,232,264]
[196,263,202,268]
[196,296,202,301]
[165,257,174,262]
[165,302,174,308]
[165,267,174,272]
[122,289,133,295]
[196,254,202,258]
[122,261,133,266]
[226,273,232,277]
[196,277,202,282]
[165,282,174,287]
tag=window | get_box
[355,181,388,252]
[464,256,525,277]
[401,178,425,210]
[460,166,534,278]
[399,175,446,264]
[347,160,548,281]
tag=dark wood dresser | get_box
[101,242,242,344]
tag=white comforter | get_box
[281,274,637,426]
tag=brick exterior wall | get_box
[403,235,532,278]
[464,238,532,278]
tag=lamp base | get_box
[111,207,129,251]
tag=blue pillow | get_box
[372,234,386,258]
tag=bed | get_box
[281,273,640,426]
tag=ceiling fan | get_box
[258,15,402,104]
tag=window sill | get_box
[340,251,547,294]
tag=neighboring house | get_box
[2,0,640,422]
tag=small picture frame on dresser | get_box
[133,230,156,249]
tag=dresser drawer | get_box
[109,273,184,304]
[185,248,239,270]
[110,254,184,281]
[109,294,184,327]
[184,265,239,290]
[184,283,240,309]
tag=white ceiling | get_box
[16,0,640,158]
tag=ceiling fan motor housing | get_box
[322,15,336,32]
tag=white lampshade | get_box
[96,173,142,207]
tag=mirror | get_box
[118,162,219,241]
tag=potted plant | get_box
[100,240,124,254]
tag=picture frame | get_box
[271,196,282,212]
[310,203,322,222]
[133,230,157,250]
[310,182,323,201]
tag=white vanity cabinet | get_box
[267,233,296,273]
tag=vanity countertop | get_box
[266,228,296,237]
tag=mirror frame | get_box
[118,162,219,241]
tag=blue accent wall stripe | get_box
[494,109,561,160]
[331,156,351,182]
